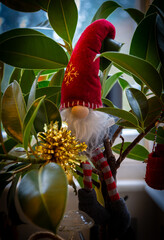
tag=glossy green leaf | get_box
[99,52,162,97]
[1,0,41,12]
[9,68,22,84]
[48,0,78,45]
[112,142,149,161]
[0,35,68,70]
[0,138,18,154]
[0,28,44,45]
[91,1,121,22]
[2,81,26,143]
[23,96,45,150]
[96,107,139,127]
[102,72,123,98]
[18,163,68,233]
[126,88,149,122]
[38,81,50,88]
[116,119,138,129]
[36,0,49,11]
[0,61,4,83]
[102,98,114,107]
[144,126,164,144]
[34,99,62,133]
[124,8,144,24]
[20,70,35,95]
[118,76,131,90]
[130,13,160,69]
[49,69,64,87]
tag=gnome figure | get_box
[60,19,130,238]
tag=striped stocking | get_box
[82,161,92,190]
[92,148,120,202]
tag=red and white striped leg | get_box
[82,161,92,190]
[92,148,120,201]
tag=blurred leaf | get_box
[112,142,149,161]
[49,69,64,87]
[0,61,4,83]
[146,0,164,15]
[130,13,160,69]
[1,0,41,12]
[2,81,26,143]
[34,99,62,133]
[48,0,78,45]
[0,28,44,45]
[0,34,68,70]
[91,1,121,22]
[99,52,162,97]
[18,163,68,233]
[126,88,149,122]
[20,70,35,95]
[102,72,123,98]
[144,96,162,127]
[38,81,50,88]
[0,138,18,154]
[97,107,139,128]
[124,8,144,24]
[102,98,114,107]
[100,39,123,71]
[144,126,164,144]
[118,76,131,90]
[36,0,49,11]
[0,173,13,197]
[156,12,164,68]
[9,68,22,84]
[23,96,45,150]
[116,119,138,129]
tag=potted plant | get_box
[0,0,164,239]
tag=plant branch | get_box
[115,120,156,169]
[0,153,45,164]
[110,126,123,146]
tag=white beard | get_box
[61,108,115,152]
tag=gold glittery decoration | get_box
[35,121,87,173]
[64,62,79,86]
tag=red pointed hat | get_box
[60,19,116,110]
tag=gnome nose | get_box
[71,106,89,119]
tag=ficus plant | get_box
[0,0,164,239]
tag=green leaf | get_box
[23,96,45,150]
[102,72,123,98]
[112,142,149,161]
[18,163,68,233]
[49,69,64,87]
[9,68,22,84]
[2,81,26,143]
[1,0,41,12]
[48,0,78,45]
[36,0,49,11]
[96,107,139,127]
[34,99,62,133]
[0,34,68,70]
[91,1,121,22]
[144,96,162,127]
[0,61,4,83]
[0,138,18,154]
[124,8,144,24]
[99,52,162,97]
[118,76,131,90]
[20,70,35,95]
[102,98,114,107]
[116,119,138,129]
[38,81,50,88]
[144,126,164,144]
[126,88,149,122]
[130,13,160,69]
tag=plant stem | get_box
[115,120,156,169]
[0,153,45,164]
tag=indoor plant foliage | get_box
[0,0,164,238]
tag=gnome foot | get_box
[107,198,131,237]
[78,188,110,225]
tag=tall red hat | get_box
[60,19,116,110]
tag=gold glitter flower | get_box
[35,121,87,173]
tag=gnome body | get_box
[60,19,130,238]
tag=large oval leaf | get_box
[9,68,22,84]
[126,88,149,122]
[48,0,78,45]
[99,52,162,97]
[0,35,68,70]
[1,0,41,12]
[2,81,26,143]
[112,142,149,161]
[130,13,160,69]
[124,8,144,24]
[34,99,62,133]
[144,126,164,144]
[18,163,68,233]
[96,107,139,128]
[0,138,18,154]
[91,1,121,22]
[23,96,45,150]
[20,70,35,95]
